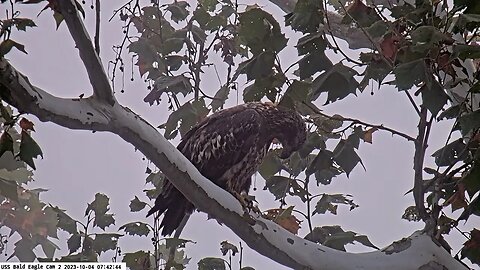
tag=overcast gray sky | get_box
[3,0,479,269]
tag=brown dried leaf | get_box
[444,183,468,211]
[363,127,378,144]
[263,207,301,234]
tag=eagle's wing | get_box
[179,106,263,189]
[148,106,264,236]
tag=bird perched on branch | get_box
[147,102,306,236]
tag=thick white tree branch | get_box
[0,58,468,270]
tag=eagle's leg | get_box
[232,191,261,214]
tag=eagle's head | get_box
[267,105,306,159]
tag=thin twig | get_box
[405,90,421,116]
[302,101,415,142]
[94,0,100,55]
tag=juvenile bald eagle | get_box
[147,102,306,236]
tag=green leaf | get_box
[166,1,190,23]
[86,193,110,216]
[314,167,342,185]
[284,152,309,177]
[258,151,282,179]
[454,0,480,14]
[0,39,27,57]
[297,134,325,159]
[460,229,480,265]
[13,238,36,262]
[463,164,480,197]
[453,44,480,60]
[238,8,287,54]
[193,6,227,31]
[354,235,379,249]
[123,251,151,270]
[438,103,465,120]
[305,225,370,251]
[410,26,453,53]
[51,206,78,234]
[220,241,238,256]
[313,194,358,215]
[342,0,380,27]
[198,257,226,270]
[0,131,14,158]
[144,75,192,105]
[209,86,230,111]
[366,21,389,39]
[305,150,333,176]
[165,238,194,249]
[18,130,43,170]
[421,80,449,116]
[162,37,186,55]
[13,18,37,31]
[0,178,18,202]
[264,176,302,201]
[234,51,275,81]
[146,171,165,188]
[86,193,115,229]
[242,75,283,102]
[0,168,33,184]
[94,213,115,230]
[199,0,219,11]
[333,140,364,176]
[129,196,147,212]
[431,138,467,167]
[358,53,391,90]
[53,11,64,29]
[298,52,332,80]
[163,99,209,139]
[458,110,480,136]
[454,14,480,32]
[166,55,184,71]
[92,233,122,255]
[281,80,312,108]
[191,25,207,44]
[323,231,356,251]
[119,222,150,237]
[285,0,323,33]
[311,63,359,104]
[393,59,427,90]
[0,102,13,124]
[67,234,81,254]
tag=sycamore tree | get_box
[0,0,479,269]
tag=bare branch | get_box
[413,107,428,221]
[302,101,415,142]
[95,0,101,55]
[56,0,114,105]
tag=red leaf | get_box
[19,118,35,131]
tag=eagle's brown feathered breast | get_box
[147,102,306,236]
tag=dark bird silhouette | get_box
[147,102,306,236]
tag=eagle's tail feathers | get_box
[160,201,191,236]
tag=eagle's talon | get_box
[234,191,261,214]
